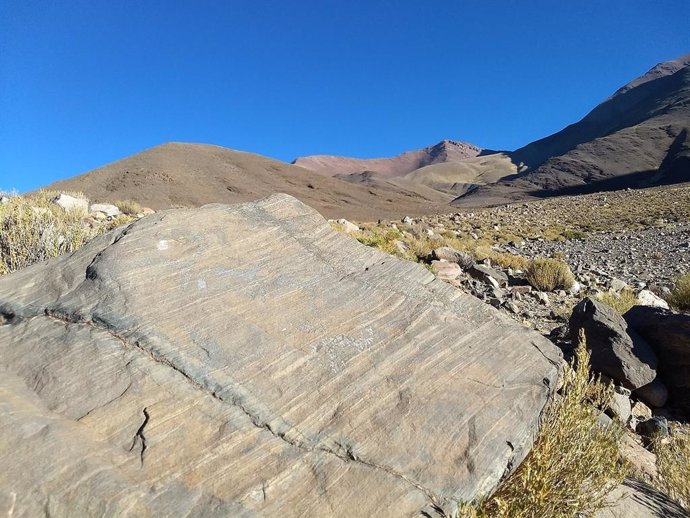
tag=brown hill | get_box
[42,143,451,221]
[292,139,481,177]
[454,55,690,207]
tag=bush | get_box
[462,335,628,517]
[115,199,144,216]
[0,192,132,275]
[526,258,575,291]
[596,289,638,315]
[667,273,690,311]
[652,423,690,510]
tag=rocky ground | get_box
[344,185,690,337]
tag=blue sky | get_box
[1,1,689,193]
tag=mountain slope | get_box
[454,55,690,207]
[292,140,481,177]
[42,143,451,220]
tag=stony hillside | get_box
[455,55,690,207]
[42,143,451,221]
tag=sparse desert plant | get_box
[596,288,639,315]
[667,273,690,311]
[355,228,405,258]
[526,258,575,291]
[652,423,690,510]
[115,199,144,216]
[462,336,627,517]
[0,192,132,275]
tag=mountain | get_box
[42,142,452,220]
[453,54,690,207]
[292,139,482,178]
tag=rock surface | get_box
[625,306,690,412]
[597,478,689,518]
[0,194,562,517]
[570,298,658,390]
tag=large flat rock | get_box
[0,194,561,517]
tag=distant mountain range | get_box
[41,53,690,218]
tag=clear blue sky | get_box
[1,1,689,193]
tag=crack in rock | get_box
[128,407,150,466]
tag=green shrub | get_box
[667,273,690,311]
[462,335,627,517]
[596,289,638,315]
[526,258,575,291]
[115,199,144,216]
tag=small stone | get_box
[89,203,121,218]
[631,401,652,420]
[637,417,669,440]
[536,292,549,305]
[336,218,359,234]
[610,278,629,292]
[401,216,413,224]
[606,391,632,423]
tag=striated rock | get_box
[0,194,561,517]
[52,193,88,212]
[625,306,690,411]
[570,298,657,390]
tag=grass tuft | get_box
[596,288,639,315]
[115,199,144,216]
[652,423,690,510]
[526,258,575,292]
[666,273,690,311]
[462,334,627,517]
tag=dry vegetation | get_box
[667,273,690,311]
[525,258,575,292]
[115,199,144,216]
[652,423,690,511]
[460,337,628,517]
[0,191,133,275]
[596,288,639,315]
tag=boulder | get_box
[469,264,508,288]
[52,193,88,213]
[0,194,562,517]
[636,290,670,309]
[89,203,121,218]
[569,298,658,390]
[625,306,690,411]
[431,247,474,270]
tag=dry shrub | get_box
[463,336,627,517]
[667,273,690,311]
[115,199,144,216]
[652,423,690,510]
[596,289,638,315]
[0,192,132,275]
[526,258,575,291]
